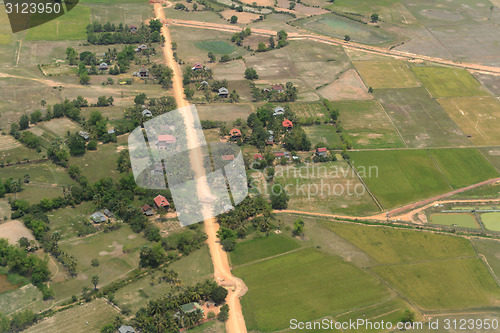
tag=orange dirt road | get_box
[154,4,248,333]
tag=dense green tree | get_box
[230,15,238,24]
[244,67,259,80]
[270,183,289,209]
[68,133,86,156]
[19,114,30,130]
[30,110,43,124]
[217,304,229,322]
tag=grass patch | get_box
[430,213,479,228]
[327,223,475,264]
[351,150,451,208]
[354,60,420,89]
[375,88,470,148]
[438,97,500,145]
[25,299,119,333]
[195,40,235,54]
[289,102,327,118]
[472,238,500,280]
[412,67,488,98]
[26,5,91,41]
[480,212,500,232]
[335,100,405,149]
[304,125,343,149]
[428,148,499,188]
[372,258,500,310]
[234,248,392,332]
[274,162,380,215]
[230,234,301,266]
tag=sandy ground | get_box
[221,10,260,24]
[155,5,248,333]
[319,68,372,100]
[0,220,35,245]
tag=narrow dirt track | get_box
[153,4,248,333]
[164,18,500,76]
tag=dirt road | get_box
[153,4,248,333]
[164,18,500,76]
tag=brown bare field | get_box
[0,220,34,245]
[239,0,274,6]
[0,135,22,151]
[212,59,247,81]
[318,68,372,100]
[221,10,260,24]
[438,96,500,146]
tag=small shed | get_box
[218,87,229,98]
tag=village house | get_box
[254,153,263,161]
[129,25,138,33]
[218,87,229,98]
[138,67,149,77]
[157,134,176,150]
[230,128,241,139]
[154,195,170,208]
[118,325,136,333]
[273,106,285,116]
[98,62,108,70]
[180,302,204,314]
[192,62,203,71]
[135,44,147,52]
[78,131,90,140]
[316,147,327,157]
[142,109,153,117]
[267,130,274,145]
[274,151,291,159]
[141,204,154,216]
[103,209,114,218]
[90,212,107,223]
[107,129,116,135]
[282,119,293,129]
[272,84,284,93]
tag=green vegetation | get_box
[230,234,301,266]
[26,5,91,40]
[373,258,500,310]
[195,40,236,54]
[351,150,450,208]
[472,238,500,278]
[428,148,499,188]
[354,60,420,89]
[234,248,391,332]
[480,212,500,231]
[412,67,488,98]
[430,213,479,228]
[335,100,404,149]
[304,125,343,149]
[327,223,475,264]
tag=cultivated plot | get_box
[376,88,470,148]
[412,67,488,98]
[373,258,500,310]
[234,248,392,332]
[335,100,405,148]
[429,213,479,229]
[274,162,380,215]
[428,148,499,189]
[196,104,253,124]
[304,125,343,149]
[25,299,119,333]
[438,97,500,146]
[318,68,372,101]
[475,73,500,96]
[351,150,451,208]
[26,5,91,41]
[230,234,301,266]
[353,60,420,89]
[291,13,399,45]
[480,212,500,232]
[472,238,500,279]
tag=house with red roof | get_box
[254,153,263,160]
[282,119,293,129]
[154,195,170,208]
[230,128,241,139]
[272,84,284,93]
[316,147,327,157]
[157,135,176,150]
[222,155,235,161]
[141,204,154,216]
[192,62,203,71]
